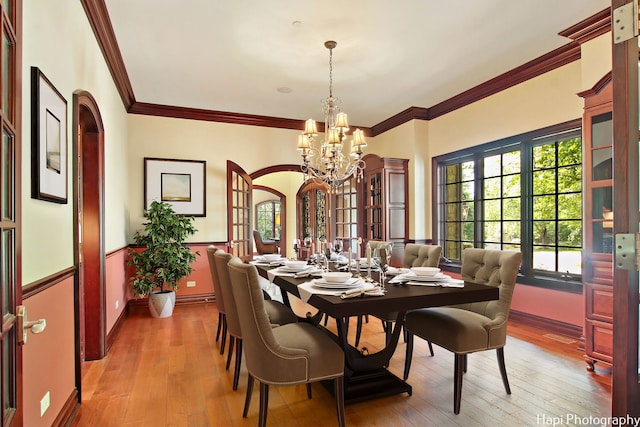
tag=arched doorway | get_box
[72,92,105,378]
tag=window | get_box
[435,120,582,291]
[255,200,280,240]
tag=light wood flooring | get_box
[71,301,611,427]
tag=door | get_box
[611,0,640,416]
[1,0,21,424]
[227,161,252,261]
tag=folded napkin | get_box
[386,267,410,275]
[297,281,376,303]
[340,287,386,299]
[266,267,323,284]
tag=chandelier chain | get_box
[328,46,333,98]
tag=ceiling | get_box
[103,0,610,129]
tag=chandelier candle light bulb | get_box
[297,40,367,191]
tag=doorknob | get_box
[16,305,47,345]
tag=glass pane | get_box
[446,204,458,221]
[592,187,613,220]
[558,249,581,275]
[484,155,501,177]
[558,137,582,165]
[461,181,474,201]
[483,177,500,198]
[558,165,582,192]
[533,195,556,219]
[462,222,474,241]
[446,183,459,202]
[533,246,557,271]
[445,164,460,183]
[446,222,460,240]
[2,31,9,117]
[558,220,582,247]
[462,202,473,221]
[591,112,612,148]
[533,169,556,195]
[533,221,556,245]
[461,162,474,181]
[445,241,460,260]
[502,175,520,197]
[483,221,501,242]
[503,198,520,220]
[533,144,556,170]
[593,221,613,253]
[502,151,520,174]
[558,194,581,219]
[484,200,500,220]
[2,230,11,315]
[2,131,12,221]
[592,147,612,180]
[504,221,520,243]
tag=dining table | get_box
[255,263,499,404]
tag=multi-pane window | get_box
[436,121,582,287]
[256,200,281,240]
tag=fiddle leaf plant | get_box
[128,201,198,298]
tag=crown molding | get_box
[577,71,612,98]
[80,0,135,109]
[558,7,611,44]
[370,107,430,137]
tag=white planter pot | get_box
[148,290,176,318]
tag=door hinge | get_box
[613,1,640,44]
[614,233,640,270]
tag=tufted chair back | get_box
[402,244,442,268]
[456,248,522,343]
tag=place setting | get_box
[296,271,385,303]
[388,267,465,287]
[250,253,286,266]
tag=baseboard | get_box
[509,309,583,340]
[53,388,79,427]
[127,292,216,309]
[106,304,129,353]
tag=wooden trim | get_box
[558,8,611,45]
[22,267,75,299]
[509,309,583,340]
[253,185,287,257]
[51,388,79,427]
[250,164,302,179]
[106,246,128,258]
[370,107,430,137]
[79,0,135,109]
[127,293,216,309]
[105,303,128,354]
[577,71,613,99]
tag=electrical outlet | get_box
[40,391,50,416]
[187,281,196,288]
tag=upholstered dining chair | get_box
[403,248,522,414]
[253,230,279,255]
[227,257,345,427]
[214,250,299,391]
[355,243,442,348]
[206,245,228,355]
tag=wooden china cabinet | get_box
[579,72,613,371]
[360,154,409,266]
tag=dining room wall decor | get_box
[31,66,68,203]
[143,157,206,216]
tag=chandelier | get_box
[297,40,367,191]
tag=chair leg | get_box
[335,376,345,427]
[355,315,363,347]
[453,353,465,414]
[226,336,235,370]
[404,331,414,380]
[220,315,228,355]
[233,339,243,391]
[323,313,328,326]
[259,382,269,427]
[306,383,312,399]
[496,347,511,394]
[463,353,467,373]
[384,321,392,346]
[216,312,223,342]
[427,340,434,356]
[243,374,254,418]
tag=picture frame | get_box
[144,158,206,216]
[31,67,68,203]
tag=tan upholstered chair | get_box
[214,251,299,391]
[227,257,345,427]
[355,243,442,347]
[206,245,228,355]
[253,230,279,255]
[403,248,522,414]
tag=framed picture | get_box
[144,158,206,216]
[31,67,68,203]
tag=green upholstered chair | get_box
[227,257,345,427]
[403,248,522,414]
[214,250,299,391]
[206,245,228,355]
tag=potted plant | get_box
[128,200,198,318]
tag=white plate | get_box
[312,278,360,289]
[278,266,313,273]
[400,273,449,282]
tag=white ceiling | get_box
[104,0,610,128]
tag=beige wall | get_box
[22,0,130,284]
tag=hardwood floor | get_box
[71,301,611,426]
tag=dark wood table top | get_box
[257,266,499,318]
